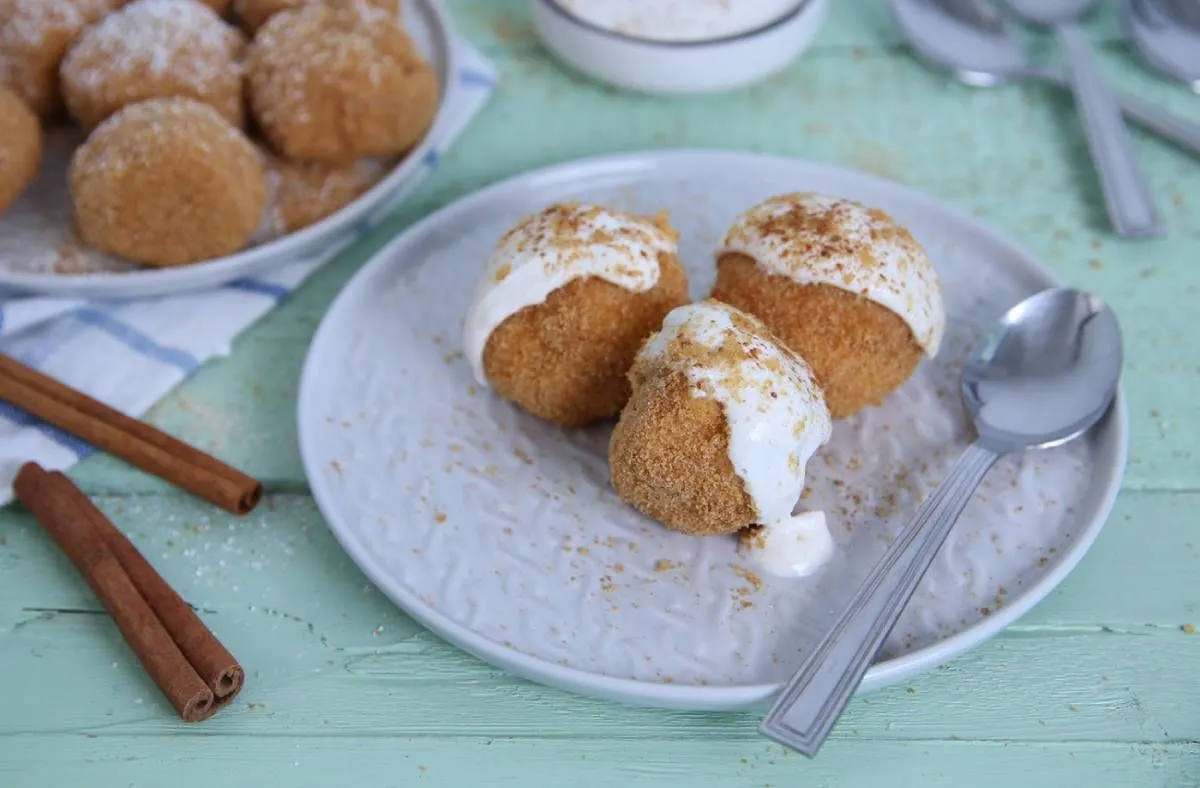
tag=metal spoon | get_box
[1121,0,1200,92]
[760,287,1123,758]
[1004,0,1163,237]
[1157,0,1200,28]
[889,0,1200,161]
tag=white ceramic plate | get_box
[297,150,1128,711]
[0,0,460,300]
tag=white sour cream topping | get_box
[635,300,835,577]
[554,0,803,43]
[719,192,946,357]
[463,202,677,386]
[744,510,834,578]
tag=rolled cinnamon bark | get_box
[0,354,262,515]
[48,471,245,703]
[13,463,217,722]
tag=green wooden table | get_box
[3,2,1199,785]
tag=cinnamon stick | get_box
[13,463,216,722]
[48,470,245,705]
[0,354,262,515]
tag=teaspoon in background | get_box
[760,287,1124,757]
[1004,0,1164,237]
[889,0,1200,161]
[1121,0,1200,92]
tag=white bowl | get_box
[531,0,828,95]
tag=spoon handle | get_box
[1055,22,1164,237]
[759,441,1000,757]
[1113,90,1200,158]
[1027,66,1200,160]
[1113,88,1200,157]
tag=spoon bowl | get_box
[888,0,1200,157]
[1006,0,1095,24]
[761,287,1123,757]
[1161,0,1200,29]
[890,0,1029,85]
[965,288,1123,452]
[1121,0,1200,92]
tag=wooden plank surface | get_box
[1,492,1196,746]
[3,738,1197,788]
[3,1,1199,785]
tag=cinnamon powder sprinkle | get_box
[731,564,764,593]
[483,201,678,304]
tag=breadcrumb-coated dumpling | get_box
[60,0,247,131]
[463,202,691,428]
[261,151,389,233]
[711,193,945,419]
[246,1,437,163]
[610,300,831,540]
[0,84,41,216]
[0,0,117,119]
[69,98,266,267]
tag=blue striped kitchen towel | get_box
[0,43,498,506]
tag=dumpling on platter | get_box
[463,201,690,428]
[609,299,836,578]
[711,192,945,419]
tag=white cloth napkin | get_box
[0,43,498,506]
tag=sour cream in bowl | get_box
[531,0,829,94]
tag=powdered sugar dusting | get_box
[76,97,255,175]
[1,0,88,50]
[257,153,391,236]
[60,0,245,127]
[286,158,389,208]
[0,0,116,112]
[248,2,420,134]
